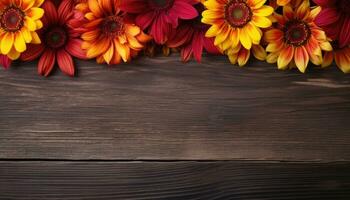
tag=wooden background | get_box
[0,55,349,199]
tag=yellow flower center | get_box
[101,16,124,37]
[45,27,68,48]
[225,0,252,28]
[0,6,24,32]
[284,20,311,46]
[148,0,174,9]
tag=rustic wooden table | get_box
[0,55,349,199]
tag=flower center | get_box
[101,16,124,37]
[45,27,67,49]
[0,6,24,32]
[225,0,252,28]
[148,0,174,9]
[284,20,311,46]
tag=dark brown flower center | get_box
[148,0,174,9]
[0,6,24,32]
[101,16,124,36]
[225,0,252,28]
[284,20,311,46]
[45,27,67,49]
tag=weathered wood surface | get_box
[0,55,350,161]
[0,161,349,200]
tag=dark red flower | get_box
[314,0,350,48]
[119,0,199,44]
[20,0,86,77]
[166,3,220,62]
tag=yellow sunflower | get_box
[0,0,44,60]
[202,0,273,52]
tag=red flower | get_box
[314,0,350,48]
[20,0,86,77]
[0,55,11,69]
[166,3,220,62]
[119,0,199,44]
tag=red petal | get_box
[170,1,198,20]
[339,17,350,48]
[150,15,171,44]
[0,55,12,69]
[315,8,340,27]
[38,49,56,77]
[119,0,148,13]
[203,36,221,55]
[41,0,58,26]
[58,0,74,25]
[192,31,203,62]
[65,39,87,60]
[181,44,193,62]
[20,44,45,61]
[57,49,75,77]
[135,12,156,30]
[313,0,335,7]
[167,24,193,48]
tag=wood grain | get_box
[0,55,350,161]
[0,161,349,200]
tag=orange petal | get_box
[277,45,294,69]
[294,46,309,73]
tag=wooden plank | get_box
[0,161,349,200]
[0,55,350,161]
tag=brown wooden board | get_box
[0,56,350,161]
[1,161,349,200]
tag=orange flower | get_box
[322,42,350,73]
[265,1,332,73]
[79,0,152,65]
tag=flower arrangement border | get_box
[0,0,348,77]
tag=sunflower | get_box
[79,0,152,65]
[227,44,266,66]
[265,1,332,73]
[202,0,273,52]
[0,0,44,60]
[322,42,350,73]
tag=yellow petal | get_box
[1,32,14,55]
[114,39,129,62]
[252,45,266,61]
[26,8,44,20]
[7,47,21,60]
[125,24,140,36]
[239,28,252,49]
[14,32,27,52]
[21,29,32,43]
[253,5,274,17]
[246,22,262,44]
[31,32,41,44]
[252,16,272,28]
[103,43,114,64]
[25,16,37,31]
